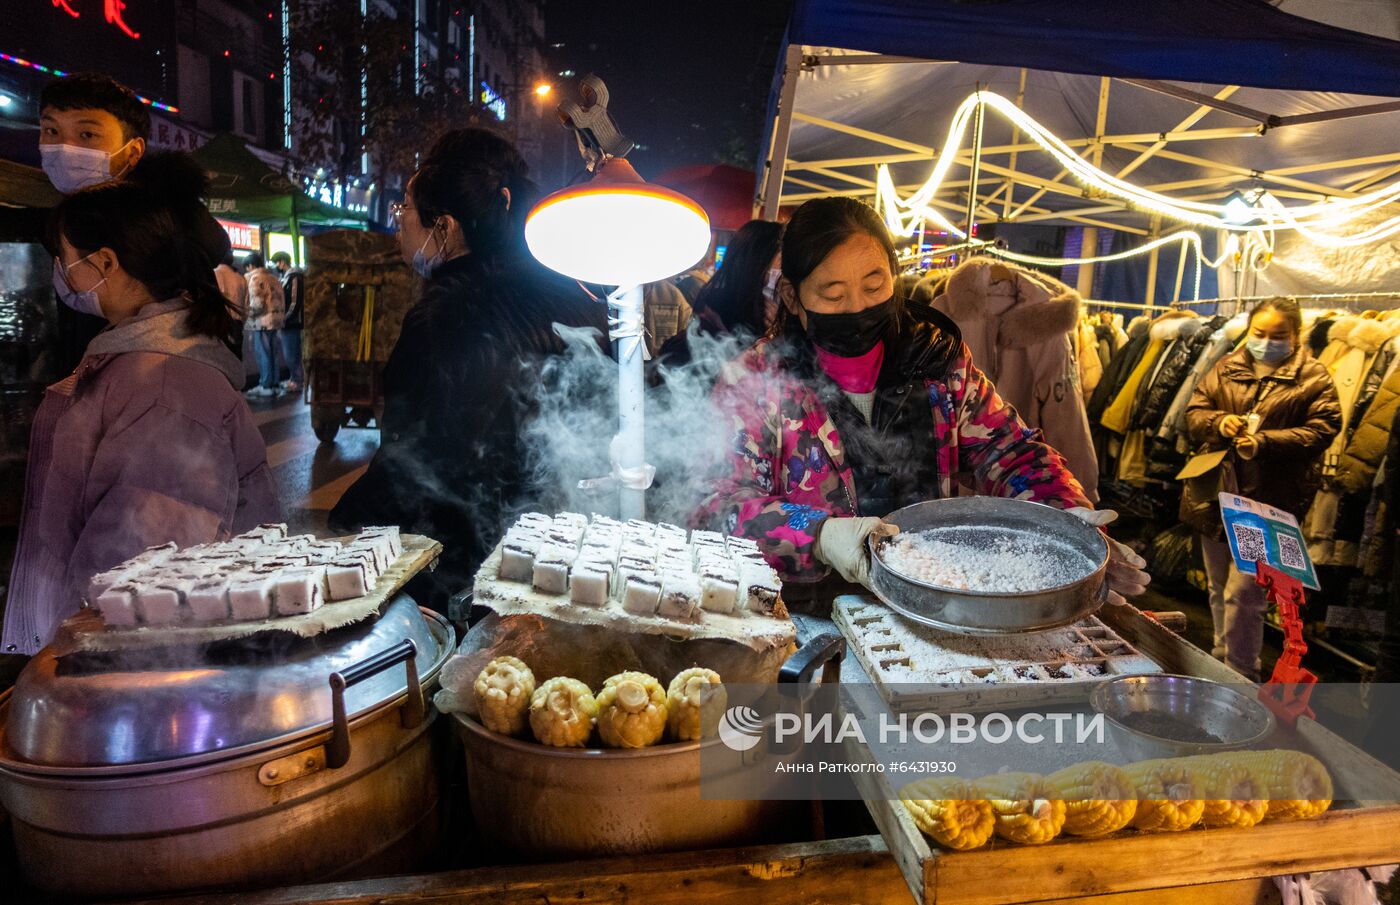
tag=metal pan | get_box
[867,497,1110,635]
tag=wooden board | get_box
[114,834,1279,905]
[833,596,1159,713]
[848,598,1400,905]
[55,535,442,654]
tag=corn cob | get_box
[529,677,598,747]
[900,779,995,851]
[1047,761,1138,837]
[666,668,726,741]
[1122,759,1205,832]
[596,671,669,748]
[1224,750,1332,820]
[1180,755,1269,828]
[974,772,1066,844]
[472,656,536,736]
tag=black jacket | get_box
[280,269,305,329]
[1088,323,1150,425]
[330,253,608,609]
[1130,316,1224,431]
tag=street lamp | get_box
[534,82,552,98]
[524,77,711,519]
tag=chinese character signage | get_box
[217,219,261,251]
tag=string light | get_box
[875,89,1400,247]
[0,52,179,112]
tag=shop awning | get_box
[193,133,366,230]
[789,0,1400,96]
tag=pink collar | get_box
[815,341,885,393]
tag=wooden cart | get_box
[112,601,1400,905]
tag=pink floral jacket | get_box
[696,310,1091,582]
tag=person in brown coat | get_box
[1183,298,1341,679]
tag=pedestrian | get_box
[3,154,280,655]
[270,251,305,393]
[330,128,608,611]
[215,250,249,323]
[243,252,286,398]
[38,72,147,195]
[695,197,1148,607]
[656,219,783,370]
[1183,297,1341,680]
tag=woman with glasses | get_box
[330,128,607,612]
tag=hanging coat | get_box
[1338,349,1400,495]
[1088,318,1150,423]
[1130,316,1218,431]
[931,259,1099,501]
[1076,319,1104,400]
[1158,313,1248,445]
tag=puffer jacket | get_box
[1182,346,1341,536]
[330,253,609,609]
[696,303,1092,582]
[1338,354,1400,495]
[1088,318,1150,423]
[3,299,280,654]
[1158,313,1247,445]
[932,259,1098,500]
[1130,316,1220,431]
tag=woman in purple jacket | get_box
[3,154,281,655]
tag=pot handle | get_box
[779,631,846,686]
[326,639,425,769]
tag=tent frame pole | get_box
[759,44,804,221]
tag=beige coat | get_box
[932,259,1099,502]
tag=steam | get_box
[522,324,758,526]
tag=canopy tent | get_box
[0,158,59,211]
[193,133,366,233]
[758,0,1400,302]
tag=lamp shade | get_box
[525,157,712,286]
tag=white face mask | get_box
[40,141,132,194]
[53,253,107,318]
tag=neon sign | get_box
[480,82,506,122]
[217,219,261,251]
[48,0,140,39]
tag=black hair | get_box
[1248,297,1304,337]
[410,127,537,263]
[244,252,266,269]
[780,197,898,289]
[220,250,236,267]
[49,152,237,344]
[40,72,151,143]
[692,220,783,335]
[270,251,292,266]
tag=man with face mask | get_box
[39,73,149,195]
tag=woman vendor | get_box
[697,197,1149,603]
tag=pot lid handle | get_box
[326,639,425,769]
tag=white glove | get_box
[814,517,899,588]
[1067,507,1151,607]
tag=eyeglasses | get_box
[389,201,415,224]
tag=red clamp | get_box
[1253,562,1316,727]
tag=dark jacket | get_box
[1130,316,1223,431]
[330,253,608,609]
[280,268,305,329]
[1088,320,1150,423]
[1181,346,1341,535]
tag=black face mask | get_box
[804,297,895,357]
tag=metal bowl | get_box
[1090,674,1275,760]
[867,497,1109,635]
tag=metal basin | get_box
[869,498,1109,634]
[1090,674,1275,760]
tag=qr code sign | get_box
[1232,523,1268,566]
[1277,533,1306,570]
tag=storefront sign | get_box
[217,218,261,251]
[149,114,208,152]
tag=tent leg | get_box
[759,43,804,221]
[289,212,302,266]
[613,284,647,521]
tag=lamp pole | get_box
[610,284,647,520]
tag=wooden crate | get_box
[850,600,1400,905]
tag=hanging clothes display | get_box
[931,258,1100,501]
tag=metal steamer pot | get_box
[0,594,453,899]
[454,632,847,859]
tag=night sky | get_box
[544,0,791,180]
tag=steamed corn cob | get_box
[975,772,1066,844]
[900,779,995,851]
[666,668,726,741]
[529,677,598,747]
[1122,759,1205,832]
[1047,761,1138,837]
[1181,755,1269,828]
[473,656,536,736]
[1225,750,1333,820]
[596,671,669,748]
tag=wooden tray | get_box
[55,534,443,654]
[848,598,1400,905]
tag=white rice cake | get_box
[327,559,373,600]
[229,575,276,621]
[87,566,135,603]
[187,580,231,622]
[517,512,554,531]
[554,512,589,532]
[569,564,610,606]
[95,584,139,627]
[359,525,403,558]
[274,567,327,615]
[499,544,536,582]
[621,573,662,615]
[701,576,739,614]
[532,555,571,595]
[658,574,703,622]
